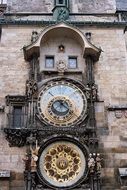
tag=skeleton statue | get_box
[96,153,102,173]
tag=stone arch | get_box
[24,22,101,61]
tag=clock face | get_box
[38,79,87,127]
[38,139,88,189]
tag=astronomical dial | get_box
[38,79,87,127]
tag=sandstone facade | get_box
[0,0,127,190]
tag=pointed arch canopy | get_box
[23,22,101,61]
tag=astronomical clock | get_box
[35,77,90,189]
[37,78,87,127]
[4,6,101,190]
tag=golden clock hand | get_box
[61,100,79,118]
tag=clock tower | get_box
[1,0,127,190]
[21,21,101,189]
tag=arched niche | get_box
[23,22,101,73]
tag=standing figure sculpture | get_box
[96,153,102,173]
[30,140,40,172]
[88,153,95,173]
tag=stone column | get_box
[85,55,96,134]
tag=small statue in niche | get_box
[57,60,67,75]
[85,85,91,99]
[88,153,95,173]
[92,84,98,100]
[30,140,40,172]
[31,31,38,43]
[96,153,102,173]
[26,80,38,98]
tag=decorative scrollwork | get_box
[57,7,69,21]
[121,12,127,21]
[6,95,27,106]
[4,128,30,147]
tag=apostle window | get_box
[68,57,77,69]
[45,56,54,68]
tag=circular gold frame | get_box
[47,96,74,123]
[37,79,87,127]
[38,140,87,188]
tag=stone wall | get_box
[70,0,116,13]
[125,32,127,51]
[7,0,54,13]
[85,26,127,188]
[40,36,84,73]
[6,0,116,13]
[0,26,32,190]
[116,0,127,11]
[0,15,127,189]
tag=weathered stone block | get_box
[10,180,25,187]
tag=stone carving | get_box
[6,95,26,106]
[57,60,67,75]
[4,128,29,147]
[31,31,38,43]
[85,84,98,100]
[30,140,40,172]
[23,153,31,171]
[88,153,102,174]
[92,84,98,100]
[96,153,102,173]
[88,153,95,173]
[26,80,38,98]
[115,110,123,119]
[57,7,69,21]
